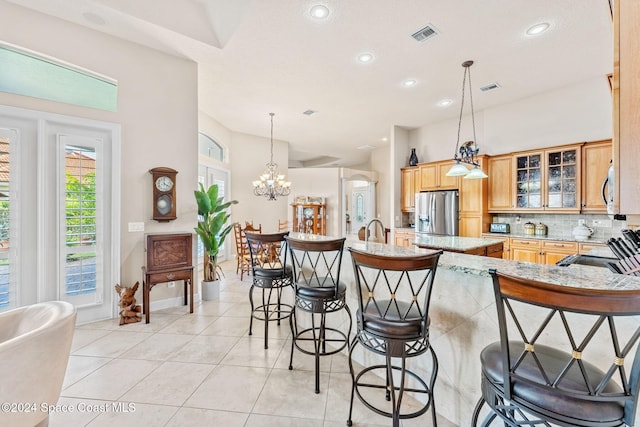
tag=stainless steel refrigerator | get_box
[415,190,459,236]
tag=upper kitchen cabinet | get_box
[613,0,640,220]
[581,140,612,213]
[488,155,514,212]
[514,144,583,212]
[419,160,459,191]
[400,167,420,212]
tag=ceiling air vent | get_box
[411,24,439,43]
[480,82,501,92]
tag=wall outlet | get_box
[578,219,586,226]
[128,222,144,232]
[592,219,612,227]
[167,281,175,288]
[515,216,521,224]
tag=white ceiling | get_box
[7,0,613,167]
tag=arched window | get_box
[198,132,224,162]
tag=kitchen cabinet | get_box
[540,240,578,265]
[394,229,415,247]
[488,155,514,211]
[514,144,582,212]
[509,238,578,265]
[581,140,612,213]
[419,160,459,191]
[459,155,490,237]
[400,167,420,212]
[510,238,541,263]
[292,203,326,235]
[613,0,640,220]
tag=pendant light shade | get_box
[463,165,489,179]
[446,161,470,177]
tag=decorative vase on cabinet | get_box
[409,148,418,166]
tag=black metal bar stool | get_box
[472,269,640,427]
[245,231,293,349]
[347,247,443,427]
[286,235,352,394]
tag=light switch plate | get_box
[128,222,144,232]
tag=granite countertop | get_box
[482,232,608,244]
[345,240,640,291]
[414,235,504,252]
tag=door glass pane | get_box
[64,145,97,299]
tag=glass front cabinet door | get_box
[513,145,581,212]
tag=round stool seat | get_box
[481,341,624,424]
[360,300,425,338]
[296,279,346,299]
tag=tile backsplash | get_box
[491,213,627,240]
[401,211,627,241]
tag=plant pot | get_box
[201,280,220,301]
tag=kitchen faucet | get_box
[365,218,386,243]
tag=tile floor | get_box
[51,261,456,427]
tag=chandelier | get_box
[446,60,488,179]
[253,113,292,200]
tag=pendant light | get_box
[446,60,488,179]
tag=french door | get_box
[0,106,120,323]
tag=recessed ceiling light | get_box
[526,22,550,36]
[403,79,417,87]
[357,53,374,63]
[303,109,316,116]
[309,4,330,19]
[437,98,453,107]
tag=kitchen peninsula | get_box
[288,232,640,425]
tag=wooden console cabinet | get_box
[142,233,194,323]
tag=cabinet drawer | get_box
[541,241,578,252]
[146,268,193,284]
[510,238,540,247]
[578,242,606,253]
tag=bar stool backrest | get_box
[245,231,289,271]
[286,237,346,294]
[349,248,442,338]
[489,269,640,425]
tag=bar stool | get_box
[286,235,352,394]
[245,231,293,349]
[347,247,443,427]
[472,269,640,426]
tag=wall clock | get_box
[149,167,178,222]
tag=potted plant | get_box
[194,183,238,300]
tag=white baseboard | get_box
[150,293,202,311]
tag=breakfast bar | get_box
[298,232,640,426]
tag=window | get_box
[198,133,224,162]
[1,105,119,323]
[0,44,117,112]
